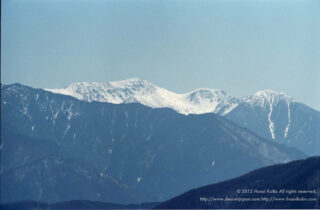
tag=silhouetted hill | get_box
[156,156,320,209]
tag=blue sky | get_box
[2,0,320,110]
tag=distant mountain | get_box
[225,90,320,155]
[46,78,240,115]
[156,156,320,209]
[46,78,320,155]
[1,83,305,204]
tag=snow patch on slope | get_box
[284,103,291,138]
[268,99,275,139]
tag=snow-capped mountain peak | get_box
[238,89,296,141]
[46,78,158,103]
[46,79,300,117]
[246,89,294,107]
[46,79,240,115]
[252,89,292,100]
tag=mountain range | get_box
[47,78,320,155]
[1,83,305,204]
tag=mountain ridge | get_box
[45,78,243,115]
[46,78,305,115]
[44,78,320,155]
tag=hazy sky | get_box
[2,0,320,110]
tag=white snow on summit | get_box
[46,78,241,115]
[46,79,295,119]
[245,89,294,107]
